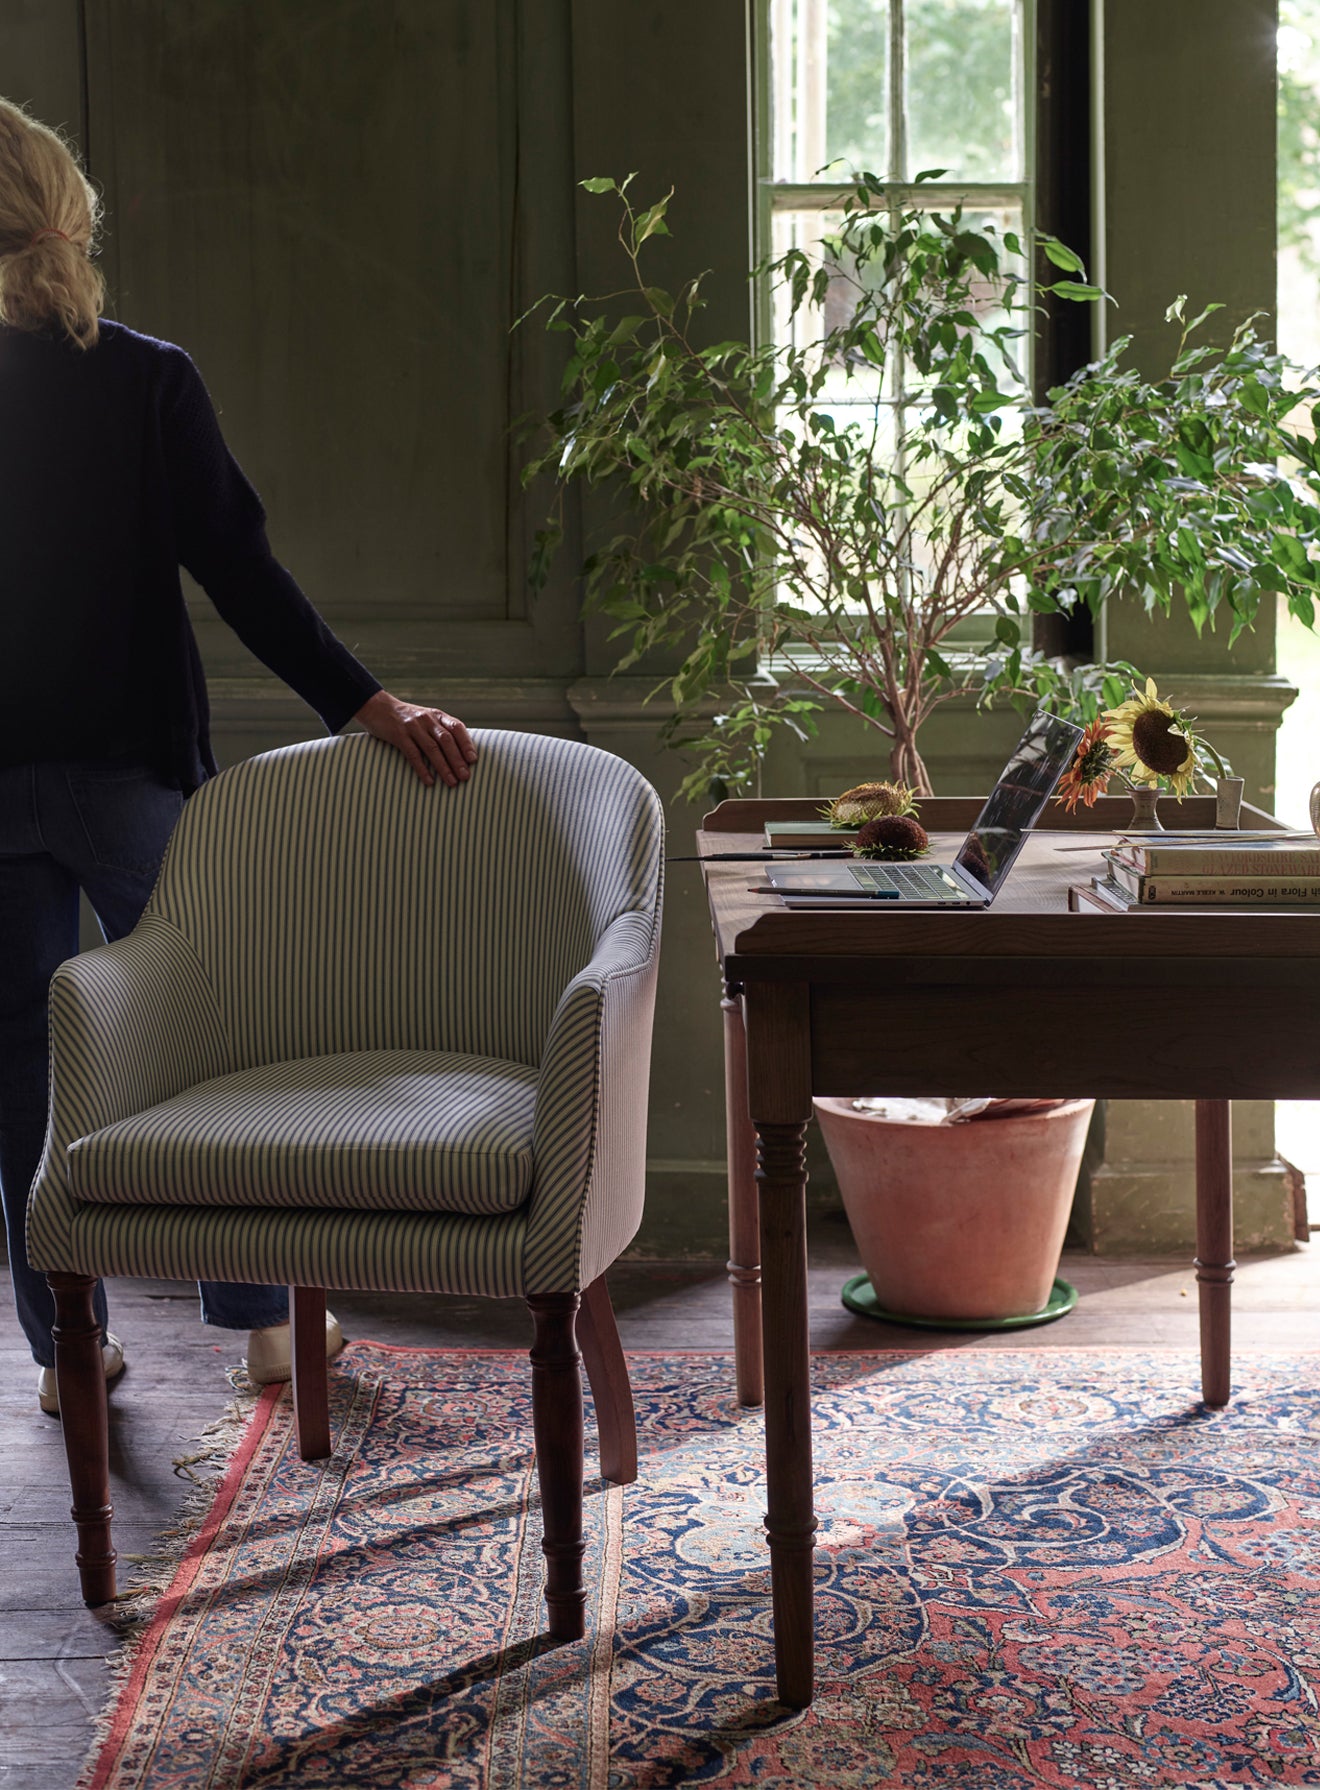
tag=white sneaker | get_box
[37,1333,126,1417]
[246,1311,345,1386]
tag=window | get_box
[755,1,1035,644]
[759,0,1032,354]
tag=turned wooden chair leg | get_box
[48,1273,116,1606]
[290,1285,331,1461]
[527,1291,586,1641]
[576,1273,637,1485]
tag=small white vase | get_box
[1311,781,1320,837]
[1214,777,1245,829]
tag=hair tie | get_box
[26,226,70,248]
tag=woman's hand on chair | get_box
[353,691,478,788]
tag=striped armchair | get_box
[27,729,663,1639]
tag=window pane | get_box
[770,205,1026,399]
[827,0,890,176]
[904,0,1020,181]
[769,208,893,404]
[899,206,1029,397]
[1279,0,1320,366]
[772,0,889,181]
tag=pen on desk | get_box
[668,850,854,862]
[744,883,901,899]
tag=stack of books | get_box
[1076,830,1320,911]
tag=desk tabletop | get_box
[698,796,1320,970]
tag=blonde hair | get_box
[0,99,104,348]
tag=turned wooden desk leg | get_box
[48,1273,116,1606]
[723,984,764,1408]
[1194,1099,1235,1408]
[756,1120,817,1709]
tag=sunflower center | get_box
[1131,710,1190,775]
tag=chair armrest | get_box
[26,915,232,1273]
[524,907,661,1293]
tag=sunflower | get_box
[1054,719,1116,813]
[1102,678,1200,799]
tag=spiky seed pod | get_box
[825,781,919,829]
[854,815,930,861]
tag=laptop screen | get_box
[953,711,1085,897]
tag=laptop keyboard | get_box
[852,862,966,900]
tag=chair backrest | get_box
[148,730,663,1072]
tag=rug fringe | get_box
[74,1368,263,1790]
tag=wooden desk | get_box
[700,794,1320,1708]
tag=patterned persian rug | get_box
[80,1345,1320,1788]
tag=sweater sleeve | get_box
[159,346,381,733]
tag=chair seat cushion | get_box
[67,1049,539,1216]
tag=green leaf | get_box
[607,315,646,346]
[579,177,616,195]
[1184,301,1226,333]
[1273,532,1309,573]
[1040,236,1085,273]
[1046,280,1106,303]
[635,199,672,244]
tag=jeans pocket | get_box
[65,765,184,876]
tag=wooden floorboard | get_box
[2,1233,1316,1785]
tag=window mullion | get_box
[801,0,828,178]
[889,0,906,184]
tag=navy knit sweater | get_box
[0,319,380,789]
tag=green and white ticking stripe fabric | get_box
[68,1049,540,1215]
[27,730,664,1300]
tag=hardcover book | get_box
[1112,835,1320,876]
[1068,881,1125,913]
[762,819,858,850]
[1081,874,1319,913]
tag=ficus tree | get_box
[521,174,1320,797]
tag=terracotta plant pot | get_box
[814,1097,1096,1323]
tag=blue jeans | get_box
[0,759,288,1366]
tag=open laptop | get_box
[763,710,1085,908]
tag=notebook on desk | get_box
[763,710,1086,909]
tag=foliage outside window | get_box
[1279,0,1320,368]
